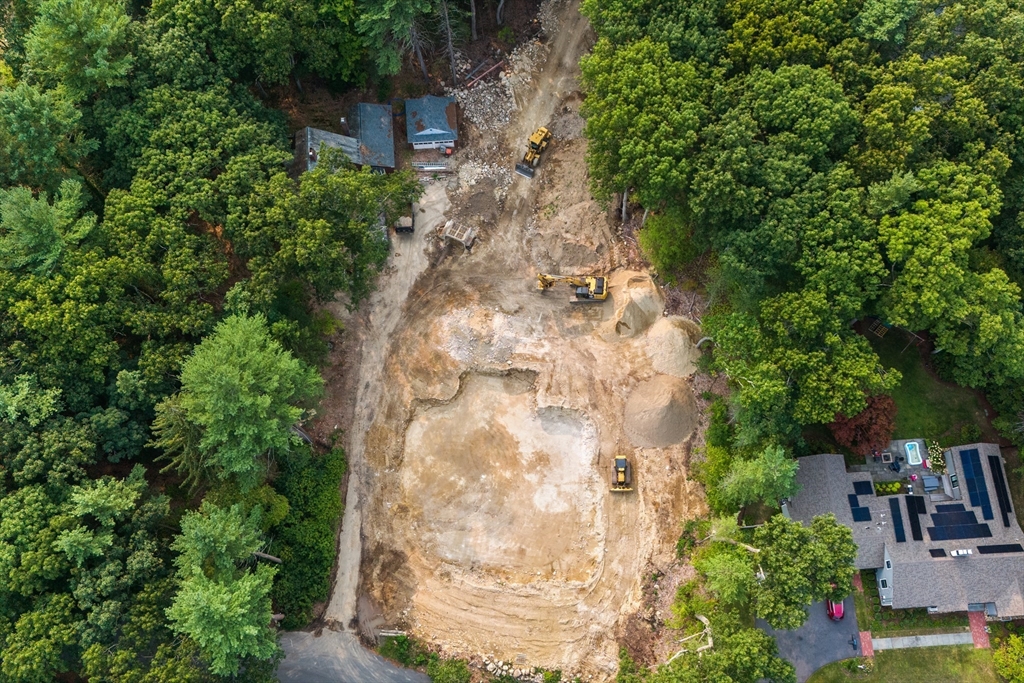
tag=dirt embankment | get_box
[312,1,710,680]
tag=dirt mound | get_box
[645,317,701,378]
[600,272,663,341]
[624,375,698,448]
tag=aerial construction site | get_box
[309,1,710,680]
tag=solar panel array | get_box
[959,449,994,521]
[890,497,906,543]
[927,524,993,541]
[853,480,874,496]
[848,492,871,522]
[929,548,947,557]
[988,455,1013,528]
[935,504,966,513]
[977,544,1024,554]
[906,495,926,541]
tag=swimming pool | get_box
[906,441,923,466]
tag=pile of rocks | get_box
[457,159,513,190]
[479,656,546,682]
[447,35,550,131]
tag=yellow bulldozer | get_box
[611,457,633,492]
[536,273,608,303]
[515,127,552,179]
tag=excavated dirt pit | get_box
[401,372,603,582]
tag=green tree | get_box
[753,514,856,629]
[228,149,422,306]
[167,502,278,676]
[0,83,96,191]
[0,180,95,274]
[719,444,800,509]
[154,314,322,490]
[694,544,755,606]
[580,38,707,206]
[355,0,432,77]
[24,0,133,101]
[995,633,1024,683]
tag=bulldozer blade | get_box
[514,162,535,179]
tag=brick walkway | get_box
[859,631,874,657]
[852,573,864,592]
[969,611,991,649]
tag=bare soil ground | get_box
[310,1,709,680]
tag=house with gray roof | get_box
[405,95,458,150]
[292,103,396,177]
[292,126,362,175]
[788,445,1024,619]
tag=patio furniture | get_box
[881,451,893,463]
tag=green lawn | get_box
[806,646,997,683]
[870,331,994,444]
[854,571,969,637]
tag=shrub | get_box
[427,658,471,683]
[829,394,897,455]
[379,635,431,667]
[874,481,903,496]
[960,423,982,443]
[269,446,346,628]
[928,441,946,473]
[677,519,710,558]
[638,207,701,282]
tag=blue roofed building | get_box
[349,103,395,170]
[405,95,459,150]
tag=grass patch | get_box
[806,646,996,683]
[869,332,992,443]
[854,570,968,637]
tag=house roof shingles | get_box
[405,95,458,144]
[297,127,362,172]
[789,447,1024,617]
[351,103,395,168]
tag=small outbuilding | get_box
[405,95,459,150]
[292,127,361,176]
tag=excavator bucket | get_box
[515,162,535,179]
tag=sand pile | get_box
[599,272,663,341]
[645,317,701,378]
[624,375,698,448]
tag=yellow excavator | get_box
[611,457,633,492]
[537,273,608,303]
[515,127,552,179]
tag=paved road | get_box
[757,597,859,683]
[278,631,429,683]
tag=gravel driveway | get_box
[757,596,860,683]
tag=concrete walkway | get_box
[871,632,974,651]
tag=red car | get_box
[826,599,845,621]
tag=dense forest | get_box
[0,0,447,678]
[581,0,1024,448]
[579,0,1024,680]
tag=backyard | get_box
[869,330,996,445]
[806,646,997,683]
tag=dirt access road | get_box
[283,1,709,681]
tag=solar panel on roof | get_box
[852,507,872,522]
[929,548,947,557]
[988,455,1013,528]
[912,496,928,514]
[977,544,1024,554]
[936,504,966,513]
[906,495,924,541]
[929,524,993,540]
[854,481,874,496]
[848,494,860,508]
[929,527,947,541]
[960,449,994,520]
[932,511,978,526]
[890,497,906,543]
